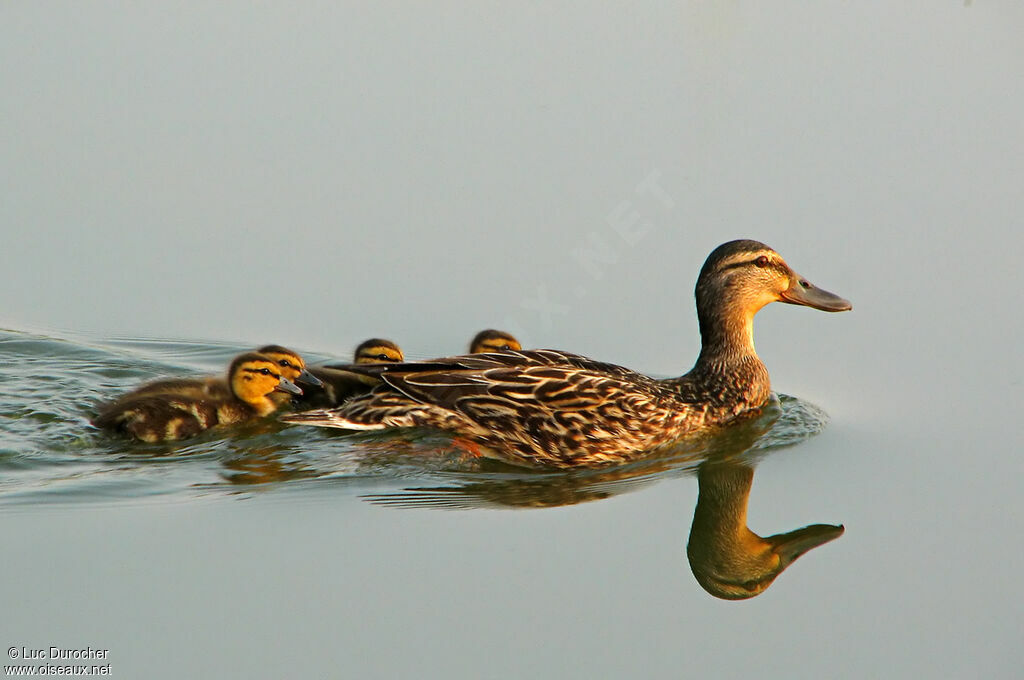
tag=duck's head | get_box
[469,329,522,354]
[228,352,303,413]
[697,240,852,317]
[354,338,405,364]
[694,240,851,359]
[257,345,324,388]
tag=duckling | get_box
[92,352,302,442]
[128,344,321,402]
[282,240,851,468]
[687,459,844,599]
[352,338,405,364]
[299,339,406,408]
[255,344,325,405]
[469,329,521,354]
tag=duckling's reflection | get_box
[219,445,319,485]
[687,457,843,600]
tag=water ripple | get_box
[0,328,830,510]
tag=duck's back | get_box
[127,375,230,400]
[287,350,703,467]
[92,392,256,443]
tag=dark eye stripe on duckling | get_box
[357,347,402,362]
[243,366,280,378]
[354,339,403,363]
[255,346,301,368]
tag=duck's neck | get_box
[246,396,278,417]
[695,304,758,369]
[678,302,771,410]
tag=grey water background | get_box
[1,3,1022,678]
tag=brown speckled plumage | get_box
[300,331,522,409]
[283,240,851,467]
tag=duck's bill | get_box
[296,368,325,388]
[275,377,303,396]
[780,275,852,312]
[769,523,845,567]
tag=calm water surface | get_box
[0,329,830,512]
[3,3,1021,678]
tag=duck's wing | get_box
[379,361,670,424]
[284,355,687,466]
[333,349,653,382]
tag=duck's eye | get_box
[259,368,272,376]
[378,354,391,361]
[754,255,770,268]
[500,345,510,350]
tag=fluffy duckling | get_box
[299,339,406,408]
[256,344,325,405]
[92,352,302,442]
[352,338,405,364]
[128,344,321,402]
[468,330,521,354]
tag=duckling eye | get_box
[500,344,511,350]
[259,368,272,376]
[378,353,390,361]
[754,255,770,268]
[278,360,293,368]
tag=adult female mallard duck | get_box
[469,329,522,354]
[93,352,302,442]
[283,240,851,468]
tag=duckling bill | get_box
[92,352,302,442]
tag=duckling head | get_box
[257,345,324,388]
[687,461,844,600]
[354,339,404,364]
[695,240,851,358]
[469,329,522,354]
[228,352,303,415]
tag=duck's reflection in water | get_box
[687,457,843,599]
[356,396,844,599]
[196,396,841,598]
